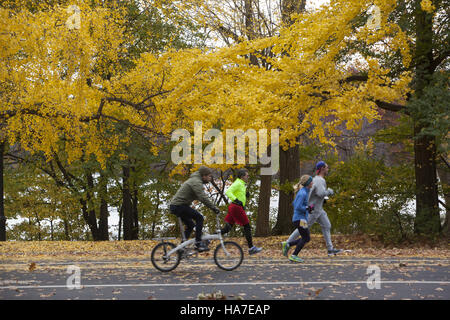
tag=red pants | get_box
[224,203,249,226]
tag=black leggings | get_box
[169,205,204,242]
[288,221,310,255]
[221,222,254,248]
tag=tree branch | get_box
[374,100,407,114]
[339,75,369,83]
[339,74,409,114]
[431,48,450,71]
[440,155,450,170]
[439,199,449,211]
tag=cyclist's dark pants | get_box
[169,205,204,242]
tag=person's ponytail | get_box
[293,175,312,197]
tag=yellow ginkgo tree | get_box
[1,0,443,241]
[134,0,413,233]
[97,0,416,235]
[0,1,173,240]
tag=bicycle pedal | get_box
[181,248,197,257]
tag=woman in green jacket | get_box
[221,169,262,255]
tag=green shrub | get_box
[324,149,416,243]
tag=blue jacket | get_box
[292,187,310,222]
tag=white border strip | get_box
[1,281,449,290]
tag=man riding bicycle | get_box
[169,166,220,252]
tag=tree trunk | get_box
[86,170,102,241]
[50,219,54,241]
[80,199,100,241]
[122,165,134,240]
[132,186,139,239]
[98,172,109,241]
[412,1,441,235]
[118,205,123,241]
[35,214,41,241]
[271,0,305,235]
[151,219,156,239]
[151,188,161,240]
[413,131,440,234]
[28,218,33,241]
[0,141,5,241]
[63,218,70,240]
[255,144,272,236]
[272,143,300,235]
[242,0,271,236]
[255,173,271,236]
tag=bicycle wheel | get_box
[214,241,244,271]
[151,242,181,272]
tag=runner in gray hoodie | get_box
[285,161,342,256]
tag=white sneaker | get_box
[249,246,262,255]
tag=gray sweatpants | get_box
[287,210,333,251]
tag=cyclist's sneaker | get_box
[281,241,290,257]
[195,241,209,252]
[289,255,304,263]
[327,248,342,256]
[248,246,262,255]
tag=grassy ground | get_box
[0,234,448,263]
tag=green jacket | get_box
[226,178,247,206]
[170,171,217,210]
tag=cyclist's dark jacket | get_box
[170,171,216,210]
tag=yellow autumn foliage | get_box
[1,0,412,174]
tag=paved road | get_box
[0,256,449,300]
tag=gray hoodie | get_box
[170,171,217,210]
[308,175,333,211]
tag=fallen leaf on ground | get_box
[40,292,55,298]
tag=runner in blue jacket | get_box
[282,175,314,263]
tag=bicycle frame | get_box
[165,215,229,257]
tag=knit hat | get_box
[237,169,248,179]
[315,161,327,172]
[198,166,212,176]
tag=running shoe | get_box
[281,241,290,257]
[248,246,262,255]
[327,248,342,256]
[289,255,304,263]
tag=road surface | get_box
[0,256,448,300]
